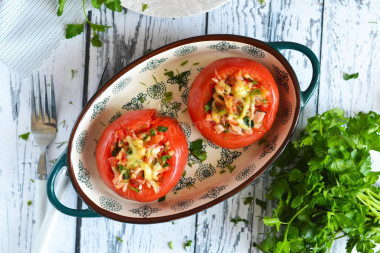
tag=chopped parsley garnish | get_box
[30,179,34,183]
[111,147,121,157]
[226,164,236,173]
[250,89,261,95]
[169,241,173,250]
[158,196,166,202]
[189,139,207,162]
[230,216,248,225]
[182,108,188,113]
[55,141,68,149]
[184,240,192,249]
[27,200,32,206]
[163,162,169,168]
[343,72,359,80]
[181,60,188,66]
[255,198,267,209]
[150,129,157,137]
[163,92,173,103]
[182,171,186,177]
[127,148,133,155]
[69,101,73,104]
[71,69,77,80]
[204,99,213,112]
[142,3,148,12]
[157,126,168,132]
[243,116,254,128]
[243,196,254,205]
[193,62,199,65]
[19,132,30,141]
[128,186,140,193]
[60,120,66,128]
[161,155,171,163]
[258,0,265,4]
[164,70,190,91]
[116,236,123,242]
[117,164,126,172]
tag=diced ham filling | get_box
[109,128,174,194]
[206,71,270,135]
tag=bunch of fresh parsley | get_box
[57,0,122,47]
[257,108,380,252]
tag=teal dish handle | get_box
[47,150,101,217]
[267,42,320,110]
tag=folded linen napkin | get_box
[0,0,87,78]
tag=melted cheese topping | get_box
[110,130,173,194]
[206,71,269,135]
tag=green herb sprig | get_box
[257,108,380,253]
[59,0,122,47]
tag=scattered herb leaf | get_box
[255,198,267,209]
[243,196,254,205]
[65,23,84,39]
[27,200,32,206]
[49,159,57,165]
[71,69,78,80]
[343,72,359,80]
[142,3,149,12]
[30,179,34,183]
[184,240,192,250]
[60,120,67,128]
[169,241,173,250]
[55,141,68,149]
[116,236,123,242]
[181,60,188,66]
[226,164,236,173]
[19,132,30,141]
[69,101,73,105]
[158,196,166,202]
[57,0,66,16]
[128,186,140,193]
[182,108,188,113]
[189,139,207,162]
[163,92,173,103]
[230,216,248,225]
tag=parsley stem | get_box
[82,0,89,23]
[280,204,309,251]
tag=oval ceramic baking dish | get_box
[47,35,320,223]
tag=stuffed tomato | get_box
[95,109,188,202]
[188,57,279,149]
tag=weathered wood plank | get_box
[196,0,323,252]
[79,7,206,253]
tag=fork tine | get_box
[44,75,50,122]
[50,75,57,125]
[31,75,37,122]
[37,74,44,122]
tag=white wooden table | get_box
[1,1,380,252]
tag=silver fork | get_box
[31,74,57,235]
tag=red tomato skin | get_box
[188,57,279,149]
[95,109,188,202]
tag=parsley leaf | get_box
[27,200,32,206]
[157,126,168,132]
[142,3,148,12]
[116,236,123,242]
[243,196,254,205]
[343,72,359,80]
[91,33,102,47]
[19,132,30,141]
[184,240,192,250]
[168,241,173,250]
[158,196,166,202]
[189,139,207,162]
[57,0,66,16]
[65,24,84,39]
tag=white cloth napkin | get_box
[0,0,87,78]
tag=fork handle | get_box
[35,178,47,233]
[34,150,48,238]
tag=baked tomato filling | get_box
[109,127,174,194]
[96,109,188,202]
[206,71,270,135]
